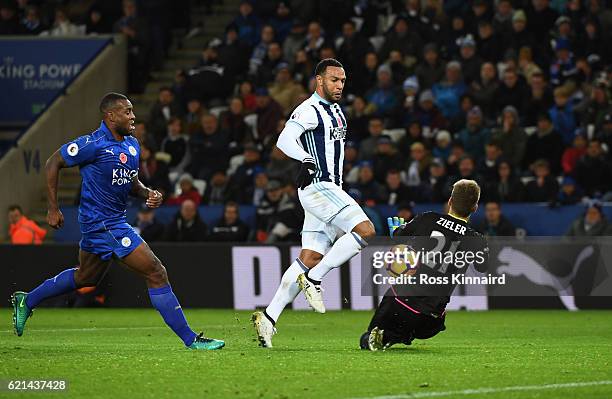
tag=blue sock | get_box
[148,285,197,346]
[26,268,77,309]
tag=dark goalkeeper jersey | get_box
[392,211,489,317]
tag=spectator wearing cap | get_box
[336,20,373,75]
[269,62,306,114]
[203,171,229,205]
[365,64,402,119]
[227,143,265,204]
[359,117,384,161]
[255,87,284,148]
[133,206,165,242]
[166,173,202,206]
[479,140,503,184]
[190,113,230,180]
[471,62,499,121]
[411,90,448,135]
[504,9,536,55]
[8,205,46,245]
[483,159,524,202]
[419,158,447,203]
[457,106,490,163]
[401,77,420,116]
[550,39,578,87]
[430,130,450,158]
[405,142,432,188]
[372,135,405,182]
[557,176,583,205]
[346,96,370,143]
[491,105,528,169]
[524,159,559,202]
[553,16,576,49]
[523,113,564,174]
[209,202,250,242]
[565,201,612,236]
[343,141,360,185]
[230,0,262,47]
[269,2,292,44]
[459,35,482,85]
[160,117,190,176]
[431,61,467,120]
[379,17,423,61]
[524,72,554,126]
[562,134,587,175]
[575,139,612,197]
[477,201,516,236]
[383,169,416,206]
[549,86,577,145]
[415,43,445,90]
[477,20,502,63]
[350,161,386,205]
[495,68,528,115]
[148,87,184,147]
[256,180,302,242]
[165,199,208,242]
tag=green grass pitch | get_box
[1,309,611,399]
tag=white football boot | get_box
[368,327,386,351]
[296,273,325,313]
[251,311,276,348]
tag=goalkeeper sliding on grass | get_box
[360,179,489,351]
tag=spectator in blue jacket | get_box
[366,64,401,119]
[549,86,577,145]
[432,61,467,119]
[457,106,490,163]
[231,1,262,47]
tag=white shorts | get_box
[298,181,370,255]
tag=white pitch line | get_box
[354,380,612,399]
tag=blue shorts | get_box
[80,222,143,261]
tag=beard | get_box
[322,84,339,103]
[116,124,132,136]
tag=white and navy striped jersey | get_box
[287,92,347,186]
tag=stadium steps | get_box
[45,0,241,228]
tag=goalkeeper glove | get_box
[296,157,317,189]
[387,216,405,237]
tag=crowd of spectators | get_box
[5,0,612,241]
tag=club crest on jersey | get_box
[329,126,347,141]
[67,143,79,156]
[128,145,137,156]
[119,153,128,164]
[121,237,131,247]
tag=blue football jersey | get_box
[60,121,140,232]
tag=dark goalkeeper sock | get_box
[148,285,197,346]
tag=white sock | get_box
[265,259,307,323]
[307,232,367,282]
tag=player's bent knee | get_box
[147,262,169,286]
[353,221,376,240]
[299,250,323,269]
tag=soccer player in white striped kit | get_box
[252,59,376,347]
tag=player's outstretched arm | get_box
[45,149,68,229]
[130,176,163,208]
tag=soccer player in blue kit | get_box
[11,93,224,350]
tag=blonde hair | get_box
[450,179,481,218]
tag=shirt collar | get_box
[313,91,330,105]
[100,121,125,142]
[448,211,469,223]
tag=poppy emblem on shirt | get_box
[128,145,137,156]
[119,153,128,164]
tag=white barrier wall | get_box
[0,35,127,240]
